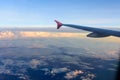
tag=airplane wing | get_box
[55,20,120,38]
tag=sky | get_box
[0,0,120,28]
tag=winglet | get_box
[54,20,63,29]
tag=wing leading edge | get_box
[54,20,120,38]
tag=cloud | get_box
[0,31,120,43]
[80,73,96,80]
[106,50,118,56]
[18,32,120,43]
[108,68,117,71]
[64,70,83,79]
[1,59,14,66]
[0,31,86,40]
[29,59,47,69]
[29,59,40,69]
[51,67,69,74]
[0,31,15,39]
[19,31,86,38]
[0,31,86,39]
[93,36,120,43]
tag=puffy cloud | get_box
[51,67,69,74]
[29,59,47,69]
[64,70,83,79]
[0,31,15,39]
[80,73,96,80]
[29,59,40,69]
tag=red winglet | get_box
[54,20,63,29]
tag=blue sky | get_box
[0,0,120,28]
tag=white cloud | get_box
[0,31,15,39]
[80,73,96,80]
[29,59,40,69]
[29,59,47,69]
[0,31,87,39]
[51,67,69,74]
[64,70,83,79]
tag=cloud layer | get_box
[0,31,86,39]
[0,31,120,43]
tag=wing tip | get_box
[54,20,63,29]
